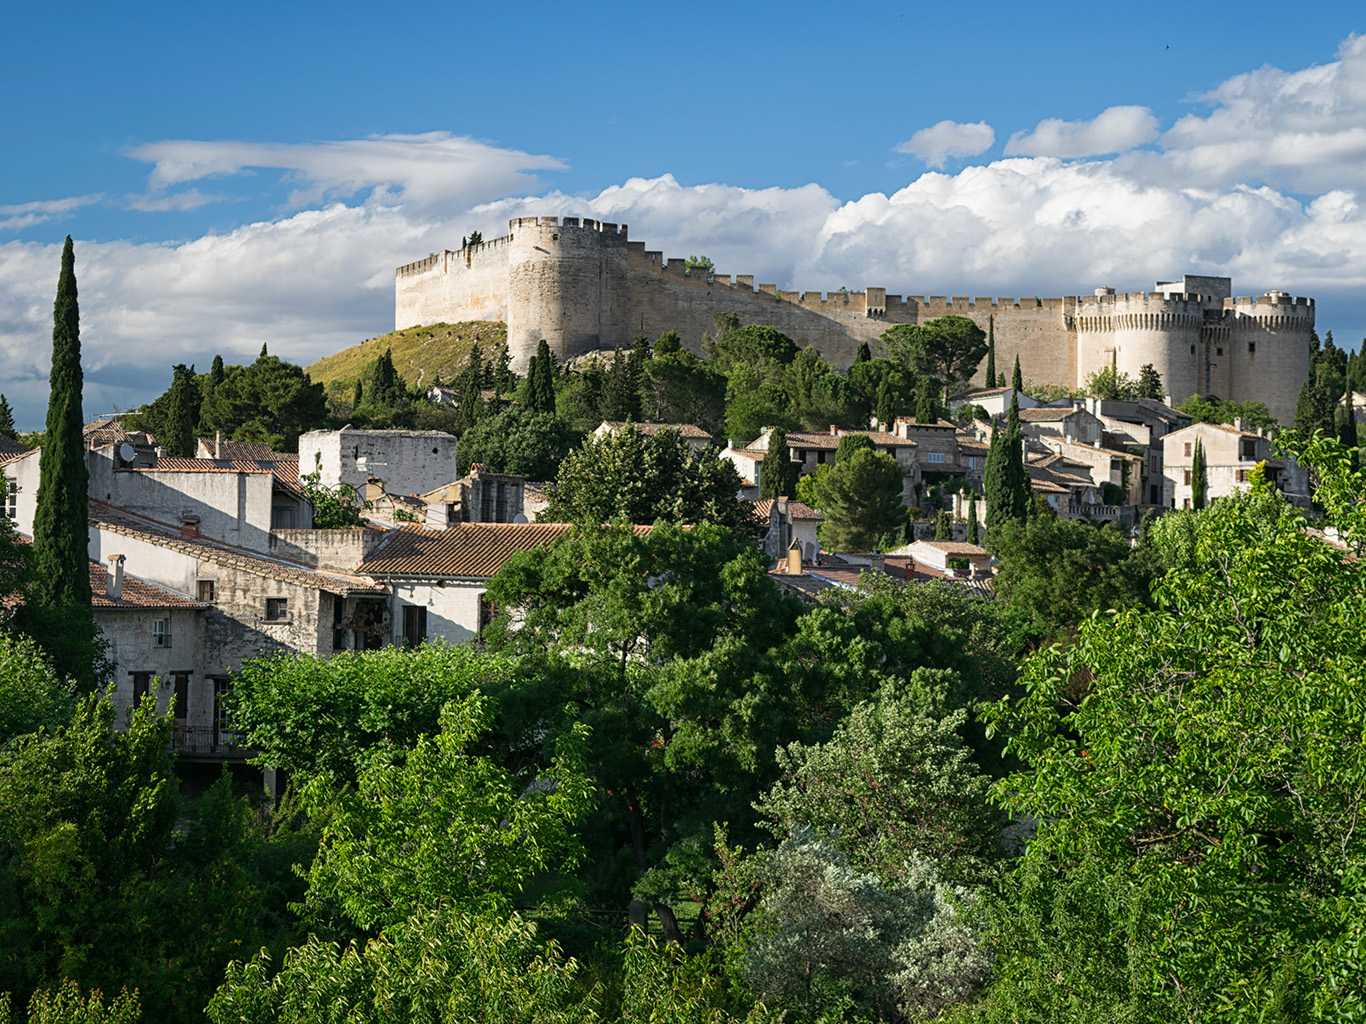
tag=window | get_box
[171,672,190,724]
[1184,469,1192,485]
[1236,469,1249,483]
[1216,347,1223,356]
[152,618,171,648]
[1183,498,1191,509]
[1241,439,1257,460]
[130,672,152,703]
[927,452,946,463]
[1184,442,1192,456]
[197,579,216,602]
[2,477,15,522]
[212,676,235,746]
[402,605,427,647]
[967,456,978,469]
[265,598,288,621]
[271,505,296,529]
[816,451,827,464]
[333,597,348,651]
[1190,345,1196,354]
[1249,342,1256,354]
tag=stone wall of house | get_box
[299,428,459,498]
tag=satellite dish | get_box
[118,442,135,464]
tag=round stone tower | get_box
[1223,292,1314,426]
[505,216,631,370]
[1073,288,1204,403]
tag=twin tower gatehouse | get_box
[395,216,1314,425]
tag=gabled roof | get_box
[134,457,304,496]
[912,540,990,556]
[194,439,293,462]
[1019,407,1079,422]
[748,498,824,522]
[361,522,654,579]
[0,435,30,461]
[90,503,386,595]
[598,421,714,441]
[90,561,205,610]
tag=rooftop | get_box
[90,561,205,610]
[362,522,655,578]
[598,421,714,441]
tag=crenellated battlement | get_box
[394,216,1314,424]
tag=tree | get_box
[805,448,905,552]
[520,339,558,414]
[880,316,987,390]
[164,364,199,457]
[0,395,16,441]
[934,509,952,541]
[24,237,98,688]
[684,254,715,277]
[855,341,871,364]
[978,437,1366,1017]
[1083,365,1139,400]
[1190,435,1207,509]
[1177,392,1277,433]
[366,348,404,408]
[543,424,756,535]
[984,393,1028,539]
[456,405,577,481]
[297,466,370,528]
[760,429,799,499]
[835,433,874,463]
[1012,355,1023,392]
[1136,362,1163,400]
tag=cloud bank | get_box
[4,37,1366,428]
[895,121,996,168]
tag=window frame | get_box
[265,597,289,622]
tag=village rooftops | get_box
[361,522,655,579]
[749,498,824,521]
[131,456,305,496]
[89,560,205,610]
[90,502,386,595]
[1018,407,1077,422]
[194,438,294,462]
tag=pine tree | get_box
[1191,437,1207,509]
[367,348,404,408]
[761,428,799,499]
[457,369,484,434]
[1136,363,1164,401]
[26,237,99,687]
[0,394,17,441]
[854,341,871,364]
[984,315,996,387]
[1012,355,1023,393]
[259,343,268,360]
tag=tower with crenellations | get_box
[395,218,1314,425]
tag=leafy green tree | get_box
[1,983,141,1024]
[1136,362,1163,400]
[455,405,578,481]
[759,428,799,499]
[485,522,802,941]
[0,632,75,745]
[654,329,682,357]
[684,254,715,276]
[835,432,874,463]
[723,363,793,445]
[989,506,1155,636]
[640,349,726,435]
[1190,435,1207,508]
[979,437,1366,1017]
[1177,392,1277,432]
[1083,365,1139,400]
[805,448,904,552]
[297,466,370,528]
[543,423,755,535]
[704,317,798,373]
[23,237,98,688]
[756,674,1004,884]
[880,316,986,390]
[0,395,16,441]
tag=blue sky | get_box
[2,0,1365,428]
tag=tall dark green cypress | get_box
[0,394,16,441]
[531,339,557,414]
[1012,355,1023,393]
[1191,437,1207,509]
[28,237,98,685]
[984,315,996,388]
[760,428,799,499]
[164,364,198,457]
[1004,390,1030,521]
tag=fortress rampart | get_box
[395,217,1314,424]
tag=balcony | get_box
[169,723,252,760]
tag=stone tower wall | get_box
[395,218,1312,418]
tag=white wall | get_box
[300,429,460,498]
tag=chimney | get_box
[785,539,803,575]
[868,553,885,573]
[1234,417,1243,432]
[829,424,837,436]
[106,554,125,601]
[214,430,224,460]
[179,514,200,539]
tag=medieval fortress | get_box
[395,216,1314,424]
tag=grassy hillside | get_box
[306,321,509,391]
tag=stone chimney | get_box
[868,553,885,573]
[106,554,125,601]
[214,430,224,460]
[785,539,803,575]
[179,514,200,539]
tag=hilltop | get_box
[305,321,508,391]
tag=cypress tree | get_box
[532,339,557,414]
[875,378,894,428]
[984,425,1009,535]
[987,393,1030,539]
[27,237,98,686]
[1191,437,1207,509]
[1012,355,1023,393]
[351,379,363,410]
[854,341,871,364]
[1294,382,1317,435]
[984,315,996,387]
[915,376,934,423]
[457,369,484,434]
[259,343,268,360]
[760,428,799,499]
[934,510,952,541]
[1004,390,1030,521]
[967,494,979,545]
[0,394,16,441]
[163,364,198,457]
[1339,384,1358,469]
[209,354,225,389]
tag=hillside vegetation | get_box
[305,321,508,390]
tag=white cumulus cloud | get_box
[1005,105,1160,158]
[895,121,996,168]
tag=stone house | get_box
[750,497,823,562]
[1162,423,1279,508]
[359,523,653,646]
[897,539,993,577]
[417,465,527,528]
[947,386,1039,418]
[1018,405,1105,446]
[298,427,459,500]
[594,421,716,451]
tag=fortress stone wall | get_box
[395,216,1314,425]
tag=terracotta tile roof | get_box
[954,386,1016,400]
[361,522,654,579]
[913,540,990,556]
[83,417,154,446]
[0,435,30,460]
[1019,407,1077,421]
[90,503,387,594]
[747,498,824,523]
[599,421,714,441]
[892,418,957,431]
[90,561,205,610]
[133,457,304,495]
[194,439,293,462]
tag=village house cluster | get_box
[0,383,1302,767]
